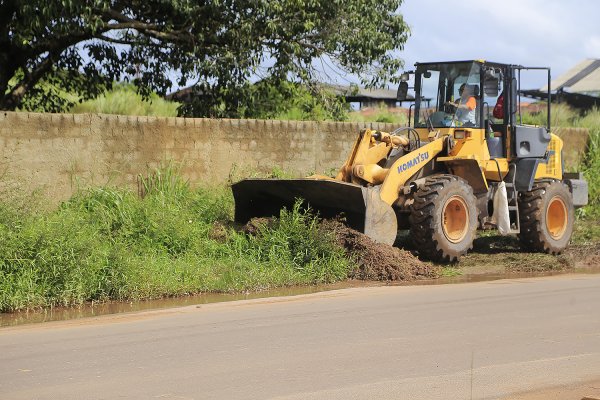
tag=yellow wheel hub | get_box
[546,196,568,240]
[442,195,469,243]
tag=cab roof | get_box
[414,60,524,69]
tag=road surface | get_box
[1,274,600,399]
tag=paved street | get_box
[1,274,600,399]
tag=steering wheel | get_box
[390,127,420,152]
[443,101,457,114]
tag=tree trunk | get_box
[0,45,23,110]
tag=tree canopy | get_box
[0,0,410,116]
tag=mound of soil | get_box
[320,220,438,281]
[240,217,276,236]
[564,243,600,269]
[241,217,438,281]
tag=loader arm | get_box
[379,136,447,205]
[336,129,394,183]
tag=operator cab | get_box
[398,60,552,164]
[413,61,489,129]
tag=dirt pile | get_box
[320,220,438,281]
[564,243,600,269]
[241,217,438,281]
[240,217,276,236]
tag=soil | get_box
[241,217,439,282]
[563,243,600,269]
[240,217,276,236]
[320,220,439,281]
[241,218,599,280]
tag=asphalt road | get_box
[1,274,600,400]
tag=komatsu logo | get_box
[397,152,429,173]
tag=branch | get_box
[24,29,95,60]
[6,54,56,106]
[98,34,135,46]
[103,9,194,44]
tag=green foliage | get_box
[211,80,350,121]
[580,125,600,213]
[519,103,578,127]
[1,1,410,117]
[243,202,350,283]
[348,105,408,125]
[71,84,179,117]
[0,172,352,312]
[70,81,344,120]
[519,104,600,214]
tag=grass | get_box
[0,166,352,312]
[70,84,180,117]
[348,104,408,125]
[521,104,600,212]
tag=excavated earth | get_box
[320,220,439,281]
[242,218,439,282]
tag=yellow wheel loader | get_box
[233,60,588,262]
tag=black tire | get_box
[518,180,574,254]
[409,174,478,262]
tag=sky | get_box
[396,0,600,89]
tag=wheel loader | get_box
[232,60,588,262]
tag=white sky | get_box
[398,0,600,89]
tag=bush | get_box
[0,172,352,312]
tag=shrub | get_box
[0,173,351,312]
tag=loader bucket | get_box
[232,178,398,245]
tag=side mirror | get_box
[397,81,409,101]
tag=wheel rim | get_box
[442,195,469,243]
[546,196,568,240]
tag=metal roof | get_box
[542,59,600,93]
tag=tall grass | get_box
[70,84,179,117]
[0,168,352,312]
[519,103,578,127]
[348,104,408,125]
[576,108,600,212]
[520,104,599,213]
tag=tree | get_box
[0,0,410,116]
[233,80,350,121]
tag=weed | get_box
[0,175,351,312]
[439,267,462,277]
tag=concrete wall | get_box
[0,112,394,202]
[0,112,589,203]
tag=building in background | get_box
[522,59,600,111]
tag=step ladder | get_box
[490,160,520,234]
[504,181,520,234]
